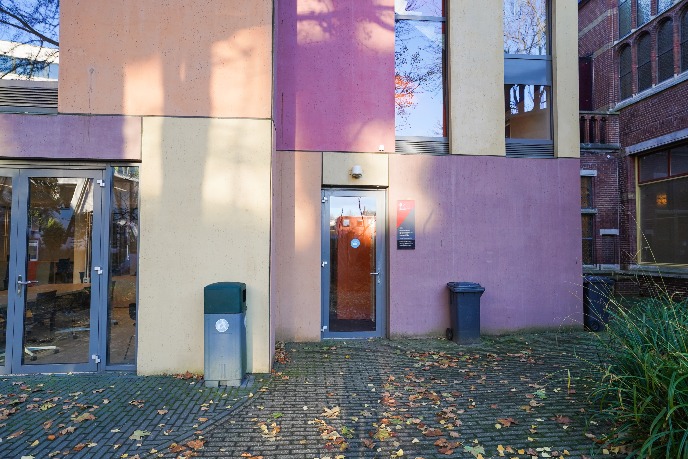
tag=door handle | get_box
[17,275,39,294]
[370,272,379,275]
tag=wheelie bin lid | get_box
[447,282,485,293]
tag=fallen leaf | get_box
[322,406,341,418]
[157,410,168,415]
[497,418,517,427]
[7,430,24,439]
[128,430,151,441]
[73,412,96,423]
[187,439,205,450]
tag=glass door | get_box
[6,169,106,373]
[321,189,386,338]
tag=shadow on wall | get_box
[276,0,396,153]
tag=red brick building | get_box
[579,0,688,298]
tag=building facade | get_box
[0,0,581,376]
[579,0,688,298]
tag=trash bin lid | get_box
[447,282,485,293]
[204,282,247,314]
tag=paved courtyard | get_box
[1,332,618,458]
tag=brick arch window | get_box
[636,0,651,27]
[619,0,632,37]
[658,19,675,82]
[637,33,653,92]
[620,45,633,99]
[682,10,688,72]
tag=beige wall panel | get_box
[59,0,272,118]
[138,117,272,375]
[322,152,388,187]
[272,151,322,342]
[552,0,580,158]
[449,1,505,156]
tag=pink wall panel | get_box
[388,155,583,336]
[276,0,395,153]
[0,113,141,161]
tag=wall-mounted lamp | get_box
[378,144,385,152]
[350,165,363,179]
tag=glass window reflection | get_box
[504,0,549,55]
[394,0,443,17]
[395,20,445,137]
[504,84,552,140]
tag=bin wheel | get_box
[445,328,453,341]
[587,321,601,332]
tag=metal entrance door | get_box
[0,169,107,374]
[321,189,386,338]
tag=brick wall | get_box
[579,0,618,110]
[619,80,688,147]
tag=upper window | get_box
[395,0,446,138]
[619,0,632,37]
[504,0,552,149]
[636,0,651,27]
[637,33,653,92]
[658,19,675,83]
[658,0,674,13]
[619,45,633,99]
[682,11,688,72]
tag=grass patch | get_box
[591,295,688,458]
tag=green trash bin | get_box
[204,282,247,387]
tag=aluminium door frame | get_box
[320,188,387,339]
[3,168,107,374]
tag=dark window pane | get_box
[581,176,593,208]
[582,215,595,265]
[671,145,688,176]
[639,151,669,181]
[504,0,548,55]
[658,20,675,83]
[395,0,444,17]
[505,84,552,140]
[637,0,651,27]
[682,12,688,72]
[619,0,632,37]
[0,177,12,367]
[395,20,445,137]
[637,34,652,92]
[619,46,632,99]
[640,177,688,265]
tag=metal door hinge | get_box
[96,179,106,187]
[322,196,328,203]
[94,266,103,275]
[321,326,328,332]
[321,261,328,267]
[91,354,101,363]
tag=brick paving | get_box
[1,333,616,459]
[180,333,613,459]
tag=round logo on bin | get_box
[215,318,229,333]
[351,238,361,249]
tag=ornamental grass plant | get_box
[591,291,688,458]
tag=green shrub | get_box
[591,296,688,458]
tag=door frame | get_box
[0,167,110,374]
[321,188,387,339]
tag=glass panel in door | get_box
[21,177,95,365]
[328,195,378,332]
[0,176,11,367]
[107,167,139,366]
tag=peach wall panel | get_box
[59,0,272,118]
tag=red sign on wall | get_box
[397,200,415,250]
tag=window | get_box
[658,19,675,82]
[504,0,552,154]
[581,175,595,265]
[619,0,632,37]
[619,45,633,99]
[658,0,674,13]
[638,146,688,265]
[395,0,446,138]
[682,11,688,72]
[636,0,651,27]
[637,33,652,92]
